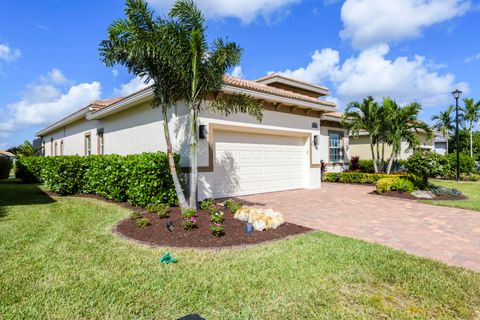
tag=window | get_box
[50,137,54,156]
[54,142,58,156]
[60,140,64,156]
[84,133,91,156]
[329,132,343,163]
[97,128,104,155]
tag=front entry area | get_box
[208,130,307,198]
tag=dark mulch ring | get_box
[115,207,311,248]
[370,191,467,201]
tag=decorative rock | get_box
[234,207,285,231]
[411,190,435,199]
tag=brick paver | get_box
[238,183,480,272]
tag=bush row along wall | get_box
[322,172,407,184]
[16,153,180,207]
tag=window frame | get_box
[60,140,64,156]
[84,132,92,156]
[328,130,344,163]
[97,128,104,155]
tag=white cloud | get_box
[464,52,480,63]
[0,70,101,142]
[280,44,469,108]
[112,69,119,78]
[148,0,301,23]
[113,76,153,96]
[230,66,244,78]
[340,0,471,48]
[0,43,21,62]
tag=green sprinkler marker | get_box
[160,252,177,264]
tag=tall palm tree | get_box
[168,0,263,208]
[383,98,432,174]
[460,98,480,157]
[342,96,381,173]
[100,0,262,209]
[431,105,454,155]
[8,140,42,158]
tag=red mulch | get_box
[115,207,310,248]
[44,191,311,248]
[370,191,467,201]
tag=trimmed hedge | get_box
[16,152,181,206]
[323,172,406,184]
[376,177,415,193]
[0,157,13,179]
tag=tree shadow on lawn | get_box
[0,179,56,207]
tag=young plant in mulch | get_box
[146,203,170,218]
[200,198,215,211]
[224,199,242,214]
[136,217,151,229]
[210,223,225,237]
[182,208,198,230]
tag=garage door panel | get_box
[212,130,307,198]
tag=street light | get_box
[452,89,462,181]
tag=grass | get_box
[422,179,480,212]
[1,180,480,319]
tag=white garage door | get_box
[211,130,307,198]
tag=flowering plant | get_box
[210,223,224,237]
[210,210,224,224]
[182,216,197,230]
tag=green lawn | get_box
[1,181,480,319]
[423,179,480,212]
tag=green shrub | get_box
[405,151,449,184]
[181,208,197,230]
[210,210,224,224]
[15,157,44,183]
[224,199,242,213]
[200,198,215,211]
[391,178,415,192]
[430,185,462,197]
[131,211,142,220]
[125,153,179,207]
[358,160,375,173]
[41,156,89,195]
[145,203,170,218]
[376,178,396,193]
[16,152,180,205]
[323,172,406,184]
[446,153,476,175]
[0,158,13,180]
[135,217,151,229]
[210,223,224,237]
[460,173,480,181]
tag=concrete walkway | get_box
[238,183,480,272]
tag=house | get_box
[0,150,15,160]
[37,73,347,200]
[349,128,445,161]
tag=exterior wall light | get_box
[199,124,207,139]
[313,135,319,146]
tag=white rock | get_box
[411,190,435,199]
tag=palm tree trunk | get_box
[445,133,449,155]
[470,124,473,157]
[376,143,382,173]
[370,140,378,173]
[188,105,198,209]
[162,108,188,209]
[386,149,395,174]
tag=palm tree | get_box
[100,0,262,209]
[431,105,454,154]
[8,140,42,158]
[167,0,262,208]
[342,96,381,173]
[383,98,432,174]
[460,98,480,157]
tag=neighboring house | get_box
[0,150,15,160]
[37,73,342,200]
[349,129,444,161]
[433,134,448,155]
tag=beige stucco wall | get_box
[349,132,435,161]
[319,125,349,172]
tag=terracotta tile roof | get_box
[255,73,329,91]
[0,150,15,158]
[88,98,124,111]
[323,111,343,118]
[223,75,335,107]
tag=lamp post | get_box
[452,89,462,181]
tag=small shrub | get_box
[136,217,151,229]
[446,153,476,175]
[182,208,197,230]
[323,172,406,184]
[358,160,375,173]
[376,178,396,193]
[0,158,13,180]
[224,199,242,213]
[145,203,170,218]
[430,185,462,197]
[405,151,449,185]
[349,156,360,171]
[200,198,215,210]
[391,178,415,193]
[210,210,224,224]
[210,223,225,237]
[131,211,142,220]
[460,173,480,181]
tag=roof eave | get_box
[36,106,90,137]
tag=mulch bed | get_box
[43,191,311,248]
[115,207,311,248]
[370,191,467,201]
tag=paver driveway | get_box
[238,183,480,272]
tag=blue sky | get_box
[1,0,479,149]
